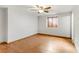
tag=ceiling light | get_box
[38,9,44,13]
[35,5,52,13]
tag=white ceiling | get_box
[0,5,75,15]
[22,5,74,15]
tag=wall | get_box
[0,8,7,43]
[7,6,38,43]
[0,6,73,44]
[38,13,72,37]
[73,6,79,52]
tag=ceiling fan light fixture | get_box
[38,9,44,13]
[35,5,52,13]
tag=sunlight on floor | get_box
[40,40,76,53]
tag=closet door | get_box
[60,15,71,37]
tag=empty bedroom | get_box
[0,5,78,53]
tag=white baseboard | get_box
[7,33,38,43]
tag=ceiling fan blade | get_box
[44,11,49,13]
[45,7,51,9]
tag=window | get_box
[47,17,58,28]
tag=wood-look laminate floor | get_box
[0,34,76,53]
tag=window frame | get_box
[46,16,58,28]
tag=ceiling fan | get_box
[29,5,52,13]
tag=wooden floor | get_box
[0,34,76,53]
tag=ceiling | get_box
[22,5,74,15]
[0,5,74,16]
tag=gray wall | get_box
[0,8,7,43]
[73,6,79,52]
[0,6,73,44]
[7,6,38,43]
[38,13,72,37]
